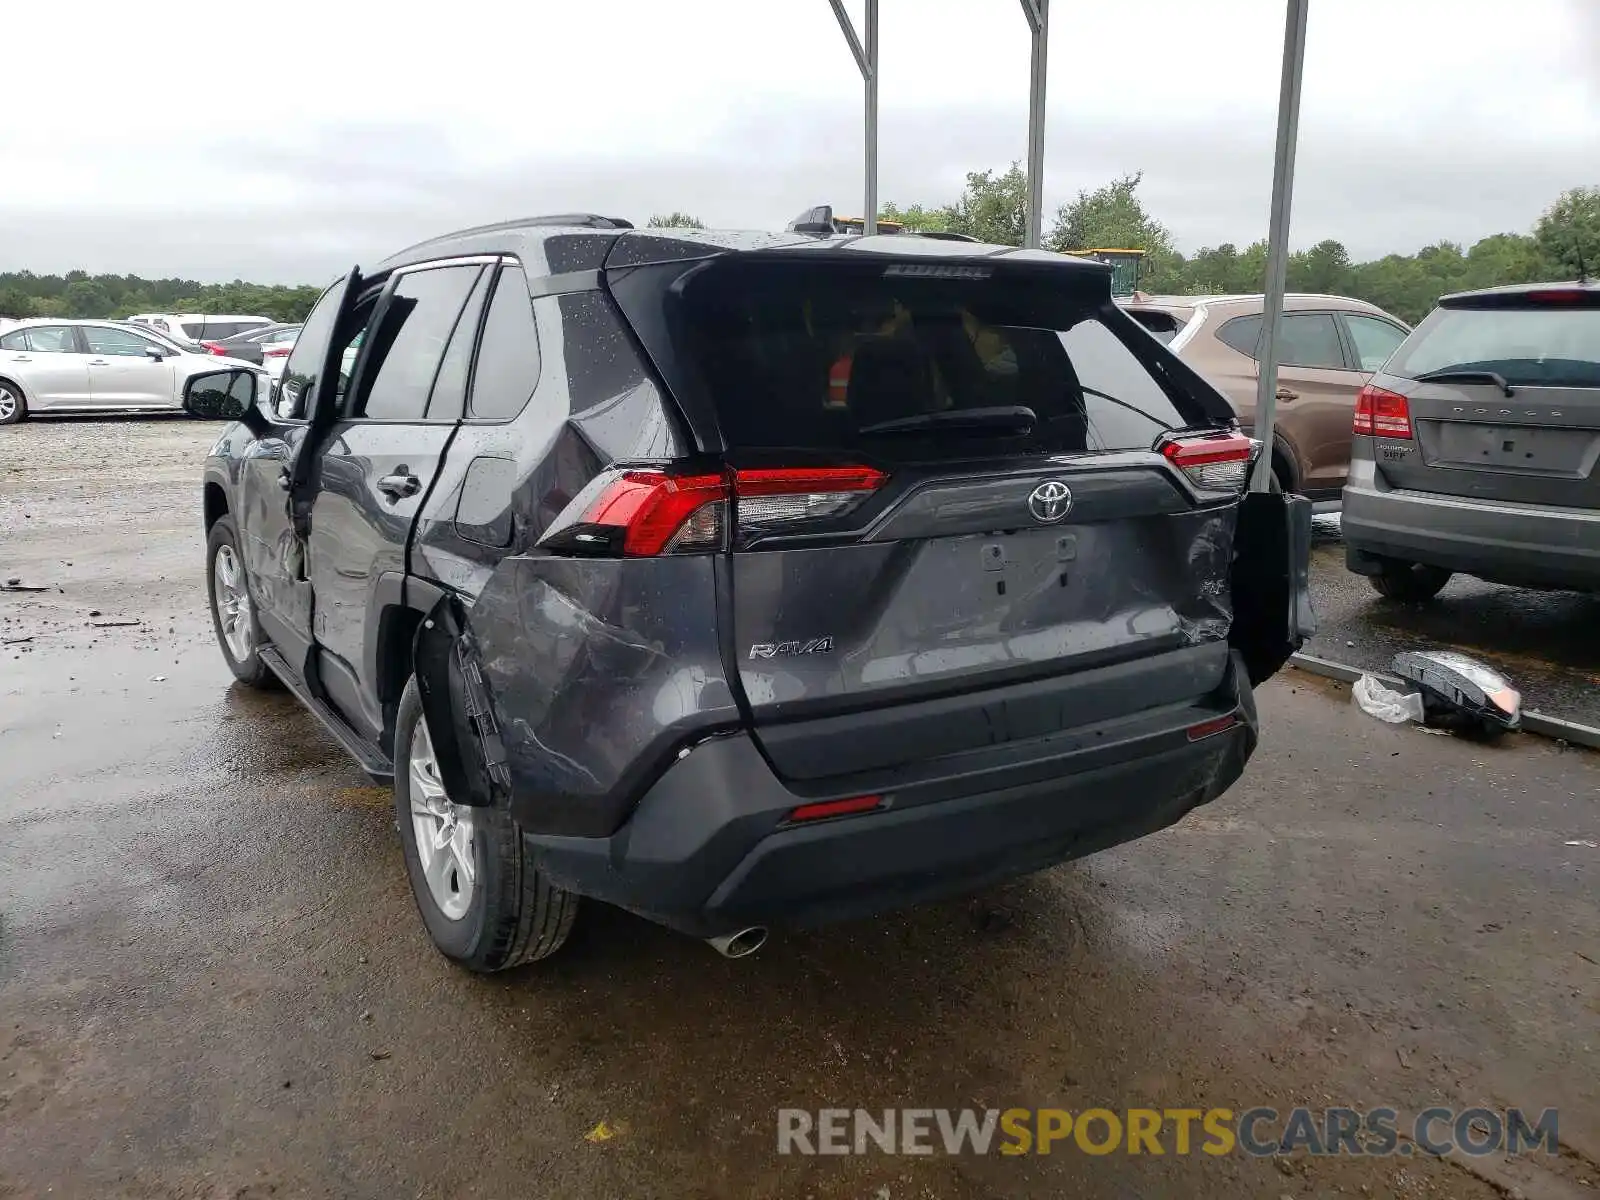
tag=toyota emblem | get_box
[1027,480,1073,524]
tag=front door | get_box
[0,325,94,409]
[80,324,178,408]
[305,260,488,741]
[236,270,364,672]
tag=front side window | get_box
[83,325,165,357]
[355,264,482,420]
[278,283,352,420]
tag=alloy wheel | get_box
[409,717,477,921]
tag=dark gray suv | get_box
[1344,282,1600,600]
[183,215,1313,971]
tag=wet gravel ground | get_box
[1302,517,1600,728]
[2,418,1598,1200]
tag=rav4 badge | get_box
[749,638,835,659]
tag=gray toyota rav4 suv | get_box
[183,215,1313,972]
[1344,281,1600,601]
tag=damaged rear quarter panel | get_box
[438,553,739,838]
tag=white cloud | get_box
[1,0,1594,281]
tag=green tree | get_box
[1287,239,1351,295]
[1046,171,1183,290]
[879,202,953,233]
[646,212,706,229]
[945,163,1029,246]
[61,279,114,318]
[1534,186,1600,278]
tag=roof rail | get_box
[912,230,980,243]
[518,213,634,229]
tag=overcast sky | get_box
[3,0,1596,284]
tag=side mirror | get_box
[183,368,269,432]
[143,346,166,361]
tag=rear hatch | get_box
[1365,285,1600,508]
[604,249,1255,779]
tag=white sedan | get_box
[0,320,261,424]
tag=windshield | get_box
[1387,304,1600,388]
[678,261,1201,460]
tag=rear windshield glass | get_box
[1124,308,1186,345]
[679,262,1200,458]
[1387,304,1600,388]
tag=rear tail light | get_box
[539,465,886,557]
[262,346,292,358]
[1353,384,1412,439]
[202,341,228,355]
[1160,431,1258,495]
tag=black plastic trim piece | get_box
[259,646,394,782]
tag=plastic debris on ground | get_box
[1392,650,1521,739]
[1351,650,1521,740]
[1353,674,1426,724]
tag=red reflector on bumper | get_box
[786,794,884,823]
[1186,713,1240,741]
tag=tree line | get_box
[3,187,1594,328]
[0,272,322,325]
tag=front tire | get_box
[0,379,26,425]
[1370,559,1452,603]
[206,516,278,687]
[394,678,577,972]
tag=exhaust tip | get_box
[706,927,768,959]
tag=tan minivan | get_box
[1124,294,1410,498]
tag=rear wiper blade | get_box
[1414,369,1515,398]
[1080,386,1175,431]
[858,405,1036,437]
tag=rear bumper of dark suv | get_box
[522,648,1258,937]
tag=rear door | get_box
[636,255,1253,777]
[0,325,93,409]
[1371,288,1600,509]
[305,259,489,741]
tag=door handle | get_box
[1275,387,1299,401]
[87,359,109,366]
[10,356,30,362]
[377,472,421,501]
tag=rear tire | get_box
[0,379,26,425]
[394,678,577,972]
[1370,559,1452,603]
[206,516,279,688]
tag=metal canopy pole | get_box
[1020,0,1049,249]
[1251,0,1310,492]
[828,0,879,234]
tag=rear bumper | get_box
[1342,460,1600,590]
[523,650,1258,937]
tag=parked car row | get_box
[127,313,278,342]
[0,319,262,422]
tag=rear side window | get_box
[1214,312,1346,369]
[1343,313,1408,371]
[3,326,76,352]
[676,261,1199,459]
[467,266,540,420]
[357,264,482,420]
[1386,304,1600,388]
